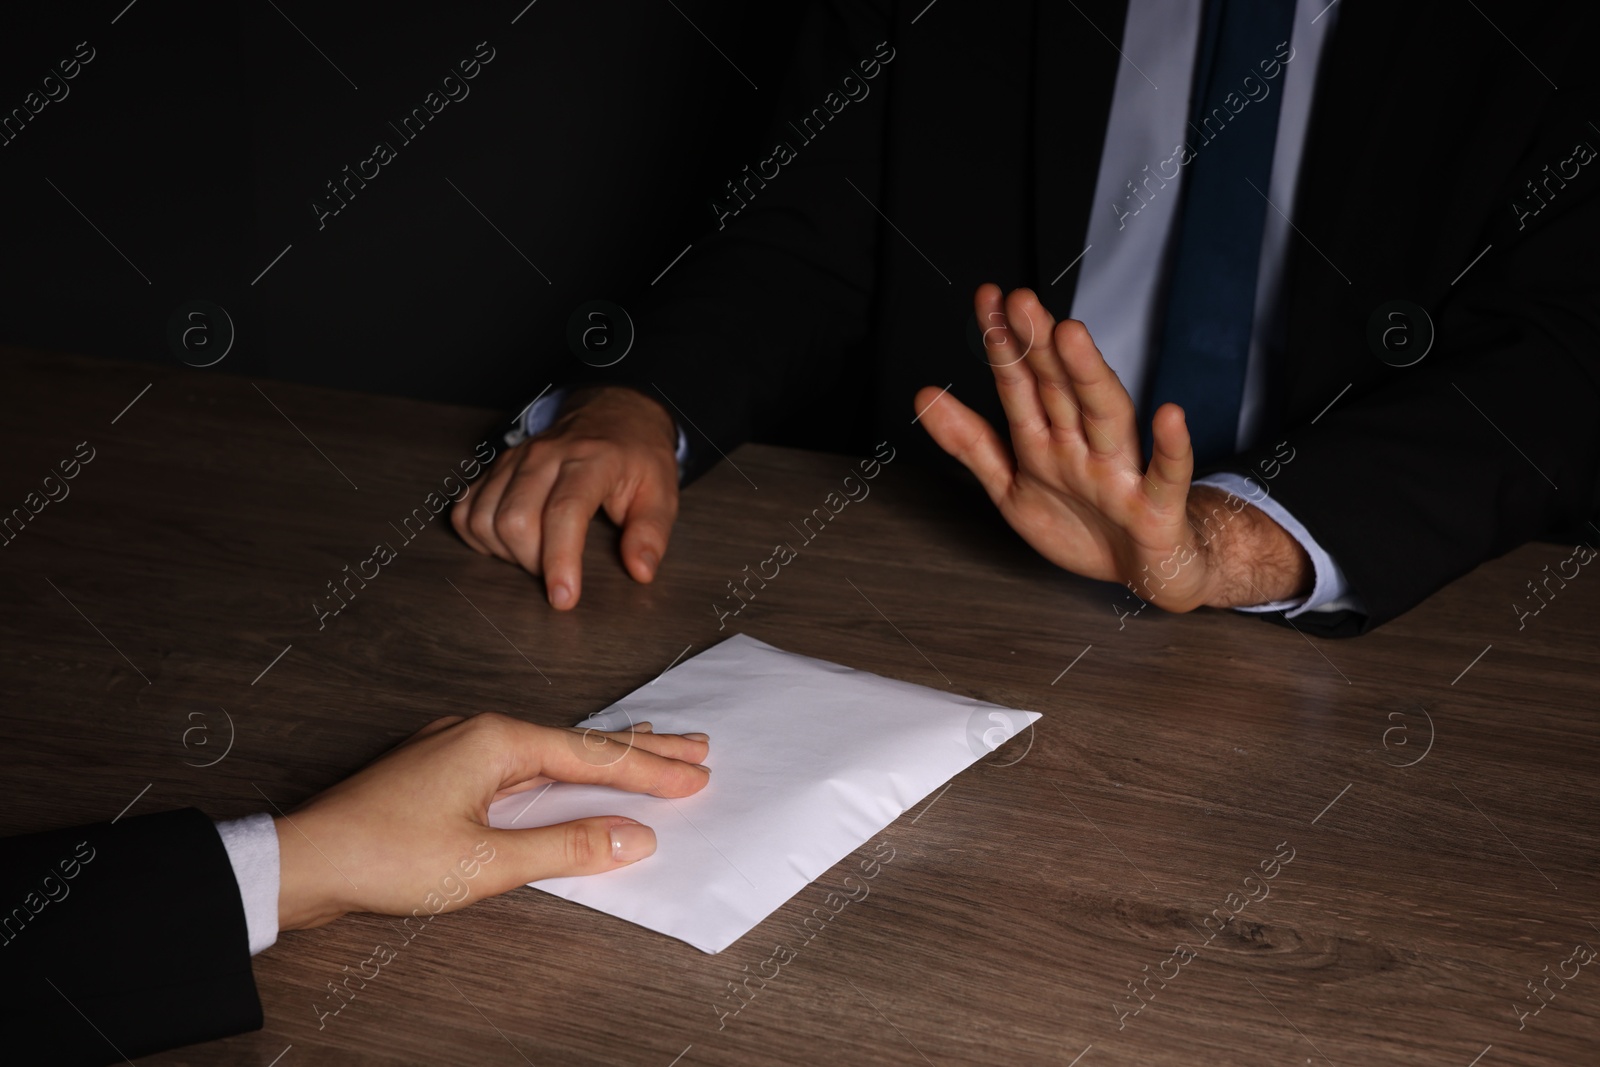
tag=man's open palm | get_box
[918,284,1222,610]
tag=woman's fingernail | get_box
[639,550,658,576]
[550,582,573,609]
[694,763,712,774]
[683,732,710,743]
[610,823,656,863]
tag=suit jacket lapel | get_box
[1033,0,1131,314]
[1277,0,1421,421]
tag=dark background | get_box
[0,1,806,413]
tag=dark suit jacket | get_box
[592,0,1600,634]
[0,809,260,1065]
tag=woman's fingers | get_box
[481,815,658,894]
[486,716,710,799]
[491,724,708,800]
[407,716,467,744]
[561,726,710,769]
[491,774,554,803]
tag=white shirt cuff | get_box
[506,387,690,482]
[214,813,280,955]
[1193,473,1363,618]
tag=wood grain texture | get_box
[0,348,1595,1066]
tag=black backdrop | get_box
[0,1,806,413]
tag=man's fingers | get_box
[455,449,521,561]
[915,384,1017,505]
[540,462,612,610]
[450,468,487,552]
[455,389,684,590]
[1006,288,1084,442]
[975,284,1049,440]
[484,816,657,888]
[1146,402,1193,507]
[616,475,677,584]
[493,462,562,577]
[1056,318,1141,461]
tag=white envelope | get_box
[486,633,1040,953]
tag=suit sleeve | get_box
[1213,50,1600,635]
[587,0,895,482]
[0,808,262,1066]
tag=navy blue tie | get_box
[1146,0,1296,464]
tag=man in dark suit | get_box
[0,716,710,1065]
[452,0,1600,636]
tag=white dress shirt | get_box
[1074,0,1360,616]
[214,813,279,955]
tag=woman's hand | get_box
[274,713,711,930]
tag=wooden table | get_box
[2,349,1596,1066]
